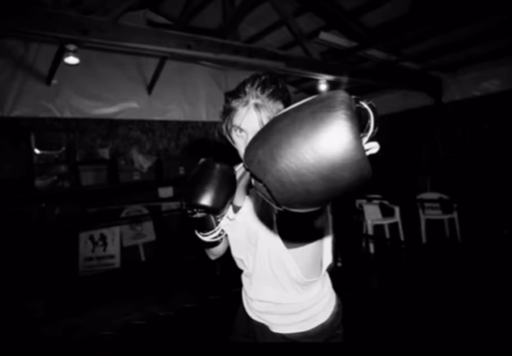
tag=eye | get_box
[232,126,245,137]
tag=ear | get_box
[364,141,380,156]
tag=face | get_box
[230,107,265,158]
[227,103,380,159]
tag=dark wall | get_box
[0,118,237,301]
[358,89,512,243]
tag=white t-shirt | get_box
[220,165,337,334]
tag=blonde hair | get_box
[220,73,291,145]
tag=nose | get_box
[246,131,257,146]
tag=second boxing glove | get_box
[183,158,237,247]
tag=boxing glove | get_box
[276,207,329,244]
[244,90,372,212]
[183,159,237,247]
[354,96,381,156]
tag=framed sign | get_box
[79,227,121,274]
[120,205,156,247]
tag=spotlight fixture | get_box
[63,44,80,65]
[317,79,329,92]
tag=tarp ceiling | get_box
[0,37,260,121]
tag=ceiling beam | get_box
[293,0,420,69]
[316,31,429,76]
[397,14,512,56]
[295,0,367,42]
[145,20,225,39]
[176,0,197,28]
[222,0,263,40]
[95,0,146,21]
[244,0,388,47]
[178,0,215,26]
[269,0,316,58]
[279,25,327,51]
[222,0,237,25]
[338,11,509,61]
[147,56,167,95]
[270,1,385,52]
[244,7,308,45]
[422,39,512,71]
[406,23,512,64]
[46,44,65,86]
[0,7,441,95]
[149,1,225,38]
[434,49,512,73]
[350,0,390,18]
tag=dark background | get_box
[1,88,511,346]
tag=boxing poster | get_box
[78,227,121,273]
[120,205,156,247]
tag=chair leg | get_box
[384,224,390,239]
[420,218,427,244]
[398,220,405,243]
[454,215,461,243]
[444,219,450,238]
[368,222,374,235]
[369,240,375,255]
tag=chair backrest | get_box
[417,192,454,216]
[356,194,400,220]
[365,194,384,200]
[360,202,383,220]
[417,192,449,200]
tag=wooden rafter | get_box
[350,0,390,18]
[435,48,512,73]
[146,21,225,39]
[291,0,419,71]
[244,7,308,44]
[222,0,263,40]
[147,56,167,95]
[176,0,197,27]
[222,0,236,24]
[46,44,65,86]
[178,0,215,27]
[246,0,387,49]
[406,20,512,64]
[316,31,426,77]
[422,39,512,71]
[279,25,328,51]
[0,7,441,95]
[338,11,508,62]
[269,0,316,58]
[95,0,145,20]
[295,0,368,42]
[316,0,411,65]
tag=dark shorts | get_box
[229,297,343,342]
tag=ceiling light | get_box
[63,44,80,66]
[318,79,329,92]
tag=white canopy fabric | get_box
[2,37,511,120]
[0,38,253,121]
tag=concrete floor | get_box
[14,233,507,350]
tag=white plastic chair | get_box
[356,197,405,251]
[417,192,461,244]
